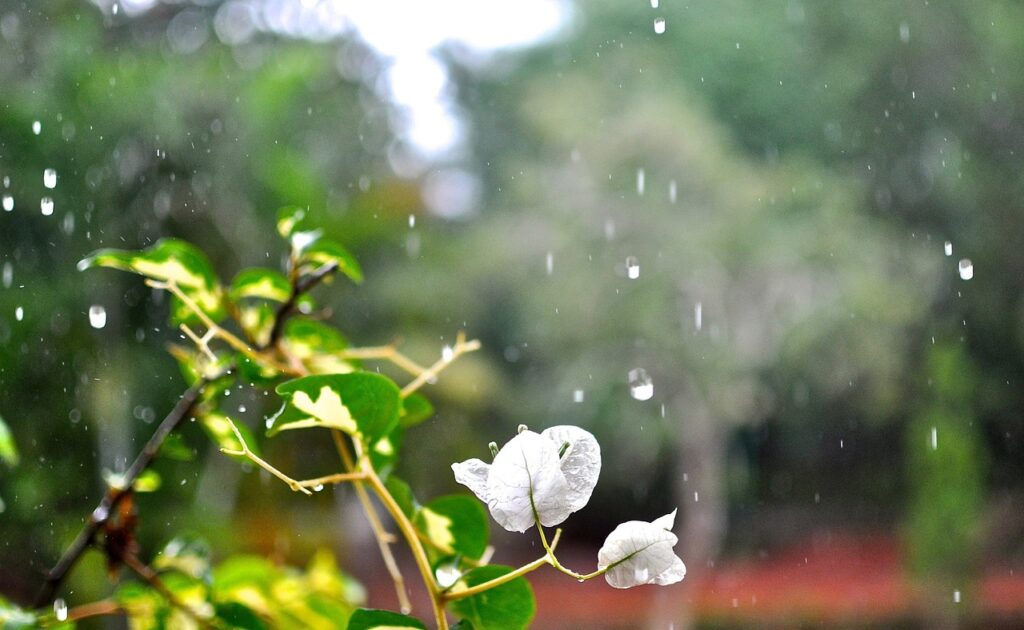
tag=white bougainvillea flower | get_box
[451,425,601,533]
[597,509,686,588]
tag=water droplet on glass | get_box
[628,368,654,401]
[32,120,41,135]
[41,197,54,216]
[957,258,973,280]
[668,179,677,204]
[573,389,584,403]
[54,599,68,622]
[695,302,703,331]
[441,345,454,362]
[654,18,666,34]
[545,252,554,275]
[2,195,12,212]
[89,305,107,329]
[636,168,646,195]
[15,306,24,321]
[943,241,953,256]
[929,426,937,450]
[43,168,57,189]
[626,256,640,279]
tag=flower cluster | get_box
[453,425,686,589]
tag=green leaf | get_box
[400,393,434,429]
[0,597,38,629]
[230,268,292,303]
[347,608,426,630]
[281,319,353,375]
[271,373,401,441]
[155,535,212,581]
[369,425,403,479]
[201,412,260,458]
[215,602,268,630]
[276,206,309,239]
[384,476,418,520]
[414,495,489,560]
[448,566,535,630]
[0,414,19,467]
[116,581,169,629]
[299,239,363,283]
[102,468,161,493]
[79,238,225,322]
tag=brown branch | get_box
[67,599,123,622]
[264,261,339,349]
[34,378,210,607]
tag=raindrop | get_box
[573,389,584,403]
[668,179,677,204]
[15,306,23,321]
[41,197,54,216]
[54,599,67,622]
[545,252,554,275]
[313,484,324,492]
[653,18,666,34]
[604,219,616,240]
[2,195,12,211]
[650,0,659,6]
[62,213,75,235]
[695,302,703,331]
[899,22,910,43]
[43,168,57,189]
[112,2,119,15]
[2,176,8,188]
[626,256,640,279]
[953,590,961,603]
[89,305,107,329]
[628,368,654,401]
[943,241,952,256]
[636,168,646,195]
[2,263,12,288]
[442,345,454,362]
[436,562,462,588]
[929,426,937,450]
[957,258,973,280]
[32,120,41,135]
[408,214,416,228]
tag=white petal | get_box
[486,431,570,532]
[598,516,684,589]
[541,425,601,514]
[452,458,491,505]
[650,509,677,532]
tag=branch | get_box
[341,344,430,377]
[219,419,313,495]
[400,331,481,397]
[264,261,339,350]
[35,378,210,608]
[66,600,123,622]
[441,530,562,602]
[122,553,218,629]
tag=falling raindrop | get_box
[573,389,584,403]
[89,305,107,329]
[15,306,23,321]
[695,302,703,331]
[32,120,41,135]
[2,263,12,288]
[953,590,961,603]
[650,0,659,6]
[41,197,54,216]
[899,22,910,43]
[54,599,68,622]
[545,252,554,275]
[929,426,937,450]
[2,195,12,211]
[626,256,640,279]
[636,168,646,195]
[43,168,57,189]
[943,241,952,256]
[628,368,654,401]
[604,219,616,240]
[2,176,8,188]
[668,179,677,204]
[653,18,666,34]
[408,214,416,228]
[62,213,75,235]
[958,258,973,280]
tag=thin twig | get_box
[219,419,313,495]
[330,431,412,614]
[264,261,339,350]
[442,530,562,602]
[122,553,216,628]
[340,344,429,377]
[67,600,123,622]
[400,331,481,397]
[35,378,211,607]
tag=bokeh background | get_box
[2,0,1024,627]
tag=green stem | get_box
[442,529,563,602]
[538,522,608,582]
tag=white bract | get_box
[452,425,601,533]
[597,510,686,588]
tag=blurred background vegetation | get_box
[1,0,1023,627]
